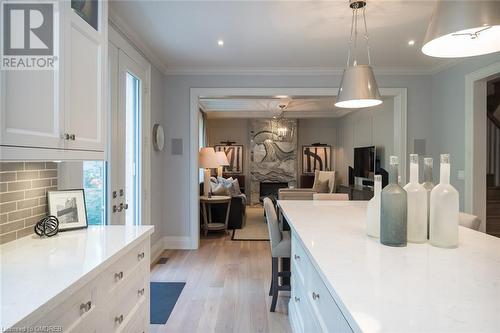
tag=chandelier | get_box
[270,104,294,143]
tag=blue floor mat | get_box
[150,282,186,324]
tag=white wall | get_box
[335,98,394,185]
[430,53,500,211]
[163,74,432,238]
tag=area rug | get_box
[150,282,185,324]
[232,207,269,241]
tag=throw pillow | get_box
[211,183,228,195]
[313,178,329,193]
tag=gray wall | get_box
[149,65,165,245]
[430,53,500,210]
[163,74,432,237]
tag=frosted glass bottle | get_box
[380,156,407,247]
[421,157,435,239]
[366,175,382,238]
[430,154,459,248]
[403,154,427,243]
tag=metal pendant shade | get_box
[335,0,382,109]
[335,65,382,108]
[422,1,500,58]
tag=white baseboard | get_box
[164,236,192,249]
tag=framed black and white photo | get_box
[48,189,88,231]
[214,145,244,174]
[302,145,332,174]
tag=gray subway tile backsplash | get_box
[0,162,58,244]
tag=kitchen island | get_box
[278,200,500,333]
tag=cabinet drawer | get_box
[291,233,311,286]
[35,281,96,332]
[120,300,148,333]
[97,240,148,302]
[291,276,320,333]
[104,265,148,332]
[306,264,353,333]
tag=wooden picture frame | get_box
[214,145,244,174]
[302,145,332,174]
[47,189,88,231]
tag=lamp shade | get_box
[422,1,500,58]
[215,151,230,166]
[199,147,219,168]
[335,65,382,109]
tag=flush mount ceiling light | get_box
[422,1,500,58]
[335,0,382,109]
[217,39,224,46]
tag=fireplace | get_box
[259,182,288,200]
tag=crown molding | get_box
[108,8,169,75]
[163,64,460,76]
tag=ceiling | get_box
[109,0,453,74]
[199,96,390,119]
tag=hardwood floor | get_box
[150,234,292,333]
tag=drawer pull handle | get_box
[79,301,92,314]
[294,296,300,302]
[138,288,145,296]
[294,254,300,260]
[115,314,124,325]
[312,292,320,300]
[138,252,145,260]
[114,271,124,281]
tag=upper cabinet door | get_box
[0,1,64,150]
[64,0,107,152]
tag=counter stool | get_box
[263,197,291,312]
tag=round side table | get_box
[199,195,231,236]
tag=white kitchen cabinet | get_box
[0,0,107,159]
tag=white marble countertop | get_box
[278,200,500,333]
[0,225,154,329]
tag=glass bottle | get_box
[403,154,427,243]
[380,156,407,247]
[430,154,459,248]
[422,157,435,239]
[366,175,382,238]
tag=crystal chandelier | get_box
[270,104,294,143]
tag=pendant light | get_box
[271,104,294,143]
[335,0,382,109]
[422,1,500,58]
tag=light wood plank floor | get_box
[150,234,291,333]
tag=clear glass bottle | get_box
[366,175,382,238]
[380,156,407,247]
[422,157,435,239]
[403,154,427,243]
[430,154,459,248]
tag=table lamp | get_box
[215,151,230,178]
[199,147,219,197]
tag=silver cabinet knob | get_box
[294,254,300,260]
[312,292,320,300]
[114,271,124,281]
[115,314,124,325]
[294,296,300,302]
[138,252,145,260]
[79,301,91,315]
[70,134,76,141]
[124,203,129,210]
[138,288,145,296]
[63,133,70,140]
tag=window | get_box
[83,161,106,225]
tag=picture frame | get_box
[302,145,332,174]
[214,145,244,174]
[47,189,88,231]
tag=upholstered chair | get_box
[263,197,291,312]
[313,193,350,201]
[459,212,481,231]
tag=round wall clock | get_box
[152,124,165,151]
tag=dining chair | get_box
[313,193,349,201]
[263,197,291,312]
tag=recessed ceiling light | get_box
[217,40,224,46]
[408,40,416,46]
[275,95,289,99]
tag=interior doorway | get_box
[486,77,500,238]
